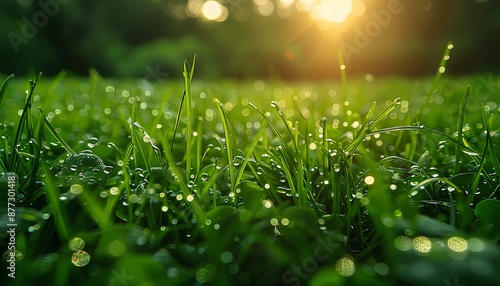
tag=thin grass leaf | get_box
[0,74,14,106]
[41,161,70,241]
[483,106,500,182]
[466,104,493,206]
[248,102,296,167]
[426,41,453,100]
[40,108,76,155]
[408,177,466,226]
[369,125,474,151]
[346,98,400,154]
[183,55,196,180]
[1,124,9,173]
[77,187,110,229]
[214,98,236,201]
[234,121,268,189]
[160,134,207,222]
[454,85,470,175]
[21,112,44,192]
[105,143,134,223]
[271,101,297,150]
[9,74,40,170]
[171,90,186,153]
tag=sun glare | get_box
[307,0,353,24]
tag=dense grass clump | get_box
[1,58,500,285]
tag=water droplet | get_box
[71,250,90,267]
[195,265,216,283]
[69,237,85,251]
[413,236,432,253]
[220,251,233,264]
[333,164,340,172]
[200,173,209,181]
[336,256,355,277]
[3,250,23,261]
[70,184,83,195]
[107,240,126,257]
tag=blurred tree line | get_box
[1,0,499,80]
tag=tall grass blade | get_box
[171,90,186,153]
[234,121,268,188]
[426,41,453,100]
[0,74,14,105]
[41,162,70,241]
[214,98,236,202]
[454,85,470,175]
[21,112,44,192]
[160,135,207,222]
[9,74,39,170]
[248,102,296,167]
[483,106,500,182]
[183,56,196,180]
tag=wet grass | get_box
[1,59,500,285]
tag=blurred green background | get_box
[1,0,500,80]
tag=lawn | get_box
[1,57,500,286]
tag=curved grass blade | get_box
[0,74,14,106]
[408,177,464,226]
[369,125,474,152]
[346,98,400,154]
[248,102,296,167]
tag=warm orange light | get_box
[307,0,353,24]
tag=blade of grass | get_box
[171,90,186,153]
[20,111,44,193]
[0,74,14,105]
[41,161,70,241]
[160,134,207,222]
[346,98,400,155]
[234,121,268,189]
[425,41,453,101]
[248,102,296,169]
[214,98,237,203]
[105,142,134,223]
[9,74,40,171]
[484,106,500,182]
[369,125,474,152]
[77,187,110,229]
[466,104,494,207]
[408,177,466,226]
[183,55,196,181]
[454,85,470,175]
[40,108,76,155]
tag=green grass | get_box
[1,58,500,286]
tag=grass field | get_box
[1,57,500,285]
